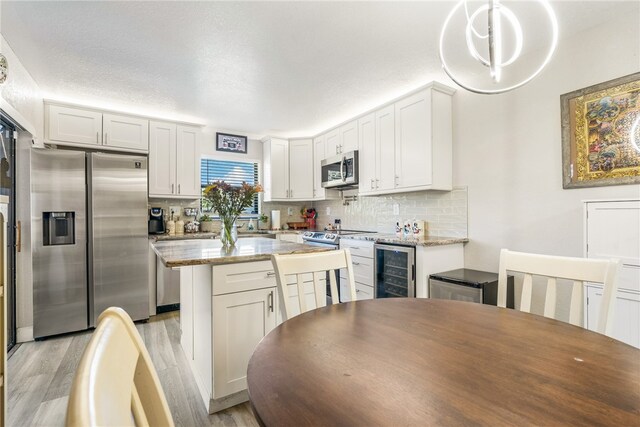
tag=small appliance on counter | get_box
[271,210,281,230]
[429,269,514,307]
[148,207,165,234]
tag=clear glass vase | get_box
[220,219,238,247]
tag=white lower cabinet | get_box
[212,287,277,398]
[180,261,280,413]
[340,240,374,302]
[585,285,640,348]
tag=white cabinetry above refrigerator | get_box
[45,102,149,153]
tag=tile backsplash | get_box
[149,187,467,237]
[313,187,468,237]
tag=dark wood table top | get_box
[247,299,640,426]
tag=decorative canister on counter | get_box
[412,220,426,237]
[199,214,215,232]
[175,217,184,234]
[166,219,176,235]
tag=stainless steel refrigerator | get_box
[32,150,149,338]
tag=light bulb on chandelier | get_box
[439,0,559,95]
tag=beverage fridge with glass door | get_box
[374,244,416,298]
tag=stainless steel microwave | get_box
[321,150,359,188]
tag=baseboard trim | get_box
[17,326,34,343]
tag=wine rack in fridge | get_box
[374,244,415,298]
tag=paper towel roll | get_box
[271,210,281,230]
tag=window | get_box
[200,158,260,216]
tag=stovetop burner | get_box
[301,229,373,245]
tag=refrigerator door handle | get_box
[16,221,21,253]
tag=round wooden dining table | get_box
[247,299,640,426]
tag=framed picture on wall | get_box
[560,72,640,189]
[216,132,248,154]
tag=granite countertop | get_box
[149,229,305,241]
[341,233,468,247]
[152,237,332,267]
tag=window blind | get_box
[200,159,260,215]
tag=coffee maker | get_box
[148,207,166,234]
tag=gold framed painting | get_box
[561,72,640,189]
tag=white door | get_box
[289,139,314,200]
[313,136,325,200]
[395,90,432,189]
[149,121,177,197]
[212,287,277,398]
[358,113,376,194]
[586,286,640,349]
[47,104,102,146]
[376,105,396,192]
[176,125,201,197]
[340,119,358,153]
[586,201,640,293]
[325,129,340,157]
[269,139,290,200]
[102,113,149,152]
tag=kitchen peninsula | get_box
[152,237,331,413]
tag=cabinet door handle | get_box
[266,271,276,277]
[352,261,360,265]
[172,183,175,194]
[370,179,374,189]
[290,189,293,198]
[178,184,181,194]
[356,289,361,293]
[268,291,274,312]
[395,175,399,186]
[376,178,379,188]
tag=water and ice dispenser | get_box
[43,211,75,246]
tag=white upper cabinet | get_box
[339,119,358,153]
[263,138,315,202]
[47,104,103,146]
[313,136,326,200]
[289,139,314,200]
[324,129,340,158]
[263,138,290,201]
[358,113,376,195]
[149,121,177,197]
[103,113,149,152]
[324,120,358,157]
[355,84,454,195]
[376,104,396,193]
[46,103,149,153]
[176,125,201,197]
[394,87,452,191]
[149,121,201,198]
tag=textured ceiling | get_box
[1,1,637,137]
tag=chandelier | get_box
[439,0,559,95]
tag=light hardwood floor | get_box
[7,311,259,427]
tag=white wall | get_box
[454,14,640,319]
[0,34,43,138]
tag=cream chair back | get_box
[272,249,357,320]
[498,249,620,336]
[66,307,174,427]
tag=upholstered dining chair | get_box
[272,249,357,321]
[66,307,174,427]
[498,249,620,336]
